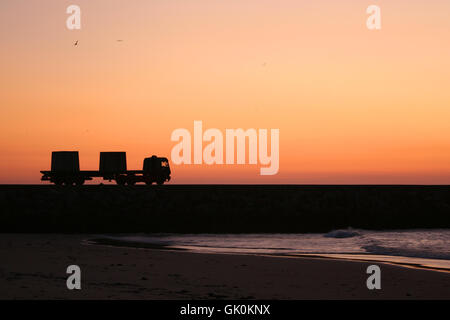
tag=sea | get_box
[99,229,450,271]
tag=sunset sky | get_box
[1,0,450,184]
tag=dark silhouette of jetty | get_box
[1,185,449,234]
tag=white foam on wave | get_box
[362,243,450,260]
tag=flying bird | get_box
[74,40,78,46]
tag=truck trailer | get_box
[40,151,171,186]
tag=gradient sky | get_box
[1,0,450,184]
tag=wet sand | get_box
[1,234,449,299]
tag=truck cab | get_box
[143,155,171,185]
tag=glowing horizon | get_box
[1,0,450,184]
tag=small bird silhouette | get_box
[116,40,123,42]
[74,40,78,46]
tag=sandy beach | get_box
[1,234,449,300]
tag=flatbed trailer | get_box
[40,151,171,186]
[40,170,143,184]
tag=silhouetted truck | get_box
[40,151,171,186]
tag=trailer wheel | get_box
[126,179,136,186]
[156,179,164,185]
[54,179,63,186]
[75,178,85,186]
[63,180,74,186]
[116,176,126,186]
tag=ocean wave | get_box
[324,228,361,238]
[99,230,450,265]
[362,243,450,260]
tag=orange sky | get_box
[1,0,450,184]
